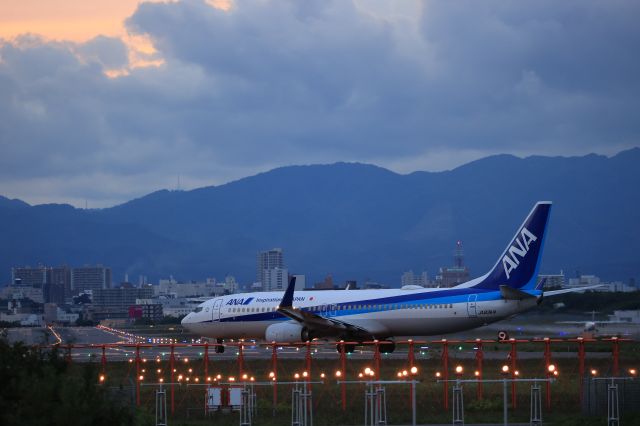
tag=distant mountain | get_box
[1,148,639,286]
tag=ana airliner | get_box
[182,202,597,353]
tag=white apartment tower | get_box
[257,248,286,291]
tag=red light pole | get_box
[203,343,209,381]
[442,340,449,409]
[408,340,415,403]
[135,344,141,406]
[509,339,517,408]
[475,340,484,400]
[305,341,312,382]
[339,341,347,411]
[170,344,175,415]
[101,345,107,377]
[612,337,620,377]
[544,338,552,409]
[373,341,381,381]
[578,338,585,404]
[271,344,278,409]
[238,342,245,378]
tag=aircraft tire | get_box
[380,341,396,354]
[336,343,356,354]
[215,338,225,354]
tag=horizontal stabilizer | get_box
[544,285,603,296]
[500,285,536,300]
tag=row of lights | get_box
[100,365,639,383]
[97,325,148,343]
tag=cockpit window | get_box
[194,307,203,313]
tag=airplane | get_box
[557,310,623,335]
[182,201,599,353]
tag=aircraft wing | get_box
[543,284,603,296]
[557,320,627,325]
[277,277,375,340]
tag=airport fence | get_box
[50,337,639,425]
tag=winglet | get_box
[279,276,297,308]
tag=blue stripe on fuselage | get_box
[205,286,540,324]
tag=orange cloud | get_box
[0,0,231,76]
[0,0,232,42]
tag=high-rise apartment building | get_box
[401,270,430,287]
[12,266,47,287]
[45,266,71,304]
[11,266,71,304]
[257,248,286,291]
[71,265,112,295]
[263,267,289,291]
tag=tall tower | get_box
[437,241,470,287]
[454,240,464,268]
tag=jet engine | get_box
[265,323,311,343]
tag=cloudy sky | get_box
[1,0,638,207]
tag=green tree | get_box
[0,340,145,425]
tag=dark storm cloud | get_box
[0,0,639,206]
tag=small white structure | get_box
[609,310,640,324]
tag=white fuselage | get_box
[181,286,539,340]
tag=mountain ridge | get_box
[1,148,639,286]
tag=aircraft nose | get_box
[181,314,192,330]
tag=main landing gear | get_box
[215,338,225,353]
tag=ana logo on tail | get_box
[502,227,538,279]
